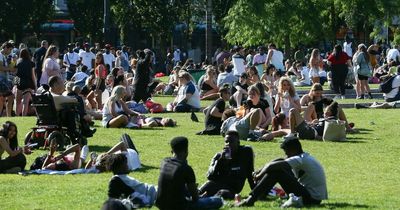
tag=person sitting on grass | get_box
[102,85,143,128]
[0,121,31,173]
[229,72,249,108]
[236,135,327,208]
[199,67,219,100]
[156,136,223,210]
[107,153,157,207]
[197,84,231,135]
[199,131,255,199]
[166,71,201,112]
[42,131,86,171]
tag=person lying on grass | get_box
[107,153,157,208]
[236,135,327,208]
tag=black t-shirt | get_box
[207,146,255,193]
[156,157,196,210]
[244,98,270,115]
[16,59,35,90]
[108,176,135,199]
[203,98,225,134]
[231,81,248,95]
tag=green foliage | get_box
[0,0,54,40]
[66,0,105,41]
[1,105,400,209]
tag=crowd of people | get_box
[1,38,400,209]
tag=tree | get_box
[67,0,105,42]
[0,0,54,42]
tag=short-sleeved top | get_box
[206,145,255,193]
[217,72,238,87]
[327,52,350,65]
[79,51,96,69]
[40,58,61,85]
[231,81,248,95]
[176,81,200,109]
[204,98,225,128]
[103,52,116,69]
[63,52,80,71]
[156,157,196,210]
[15,59,35,90]
[244,98,270,115]
[285,152,328,201]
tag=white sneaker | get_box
[341,95,346,99]
[281,193,303,208]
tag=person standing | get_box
[0,42,16,117]
[156,136,223,210]
[79,43,95,71]
[265,43,285,73]
[353,44,373,99]
[231,46,245,77]
[132,50,152,103]
[236,135,328,208]
[199,131,255,199]
[63,43,80,81]
[309,49,322,84]
[15,48,36,116]
[343,36,353,58]
[327,45,351,99]
[253,46,267,76]
[33,40,48,86]
[103,44,115,71]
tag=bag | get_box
[323,119,346,141]
[379,76,395,93]
[346,67,356,84]
[30,154,48,170]
[144,100,164,113]
[126,101,148,114]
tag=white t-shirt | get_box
[176,81,200,109]
[280,93,300,117]
[386,49,400,63]
[301,67,311,85]
[232,54,245,76]
[72,71,88,82]
[343,42,353,57]
[63,52,80,71]
[173,49,181,62]
[384,75,400,99]
[285,152,328,201]
[103,52,116,68]
[267,49,284,71]
[79,51,95,69]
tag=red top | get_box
[95,64,107,79]
[327,52,350,65]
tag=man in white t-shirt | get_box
[237,135,327,207]
[294,64,311,86]
[63,43,80,81]
[386,45,400,64]
[103,44,115,70]
[266,43,284,72]
[343,36,353,57]
[173,48,181,66]
[79,43,95,70]
[231,46,245,77]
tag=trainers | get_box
[341,95,346,99]
[281,193,303,208]
[354,103,367,109]
[235,196,255,207]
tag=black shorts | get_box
[96,79,106,92]
[357,74,369,81]
[295,121,316,140]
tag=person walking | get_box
[327,45,351,99]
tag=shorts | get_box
[0,80,13,97]
[233,118,250,140]
[357,74,369,81]
[295,121,316,140]
[96,79,106,92]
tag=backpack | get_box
[144,100,164,113]
[379,76,395,93]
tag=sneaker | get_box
[235,196,255,207]
[341,95,346,99]
[354,103,367,109]
[281,193,303,208]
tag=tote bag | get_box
[323,119,346,141]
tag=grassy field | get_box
[1,96,399,210]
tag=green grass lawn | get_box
[1,96,399,209]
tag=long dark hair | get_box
[333,45,342,60]
[325,101,339,119]
[1,121,18,150]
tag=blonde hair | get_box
[44,45,58,59]
[109,85,126,102]
[278,77,296,97]
[309,48,320,69]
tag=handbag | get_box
[323,119,346,141]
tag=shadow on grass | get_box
[321,202,370,209]
[89,145,112,153]
[136,164,159,172]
